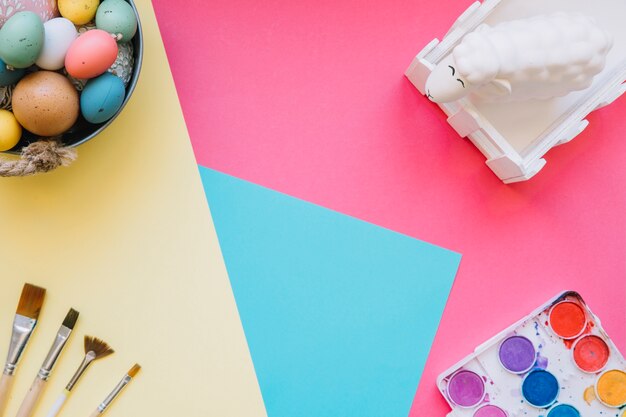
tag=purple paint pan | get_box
[447,370,486,408]
[498,335,536,374]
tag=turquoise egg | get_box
[0,12,45,68]
[96,0,138,43]
[80,73,125,123]
[0,58,25,86]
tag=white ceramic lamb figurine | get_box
[425,13,613,103]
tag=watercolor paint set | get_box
[438,291,626,417]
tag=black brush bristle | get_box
[62,308,79,330]
[16,283,46,319]
[84,336,114,360]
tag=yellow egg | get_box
[0,110,22,152]
[58,0,100,25]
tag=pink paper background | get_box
[152,0,626,415]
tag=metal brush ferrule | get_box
[37,325,72,380]
[65,352,96,391]
[97,375,131,412]
[4,314,37,375]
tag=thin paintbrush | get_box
[0,284,46,417]
[88,364,140,417]
[15,308,79,417]
[45,336,113,417]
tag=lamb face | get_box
[425,55,474,103]
[425,54,510,103]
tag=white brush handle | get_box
[88,409,101,417]
[15,377,46,417]
[0,373,15,417]
[45,390,69,417]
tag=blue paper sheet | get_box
[199,167,461,417]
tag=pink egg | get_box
[0,0,59,26]
[65,29,118,79]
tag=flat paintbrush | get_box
[45,336,114,417]
[15,308,79,417]
[0,284,46,417]
[88,364,140,417]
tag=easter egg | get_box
[58,0,99,25]
[0,12,45,68]
[65,29,118,79]
[80,72,125,123]
[0,0,59,27]
[96,0,137,42]
[108,41,134,85]
[67,22,135,88]
[36,18,78,70]
[12,71,79,136]
[0,110,22,151]
[0,59,25,86]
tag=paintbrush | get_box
[0,284,46,417]
[45,336,114,417]
[88,364,140,417]
[15,308,79,417]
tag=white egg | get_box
[36,18,78,70]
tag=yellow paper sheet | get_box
[0,1,267,416]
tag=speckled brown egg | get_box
[12,71,79,136]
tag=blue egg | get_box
[0,59,24,86]
[547,404,580,417]
[80,73,125,124]
[522,369,559,408]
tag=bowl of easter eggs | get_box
[0,0,142,157]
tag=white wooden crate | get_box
[406,0,626,183]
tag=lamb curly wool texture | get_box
[425,13,613,102]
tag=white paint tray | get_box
[436,291,626,417]
[405,0,626,183]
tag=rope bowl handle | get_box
[0,141,77,177]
